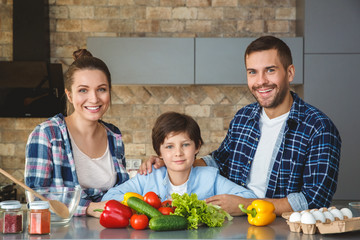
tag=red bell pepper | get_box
[94,200,133,228]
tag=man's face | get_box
[245,49,294,110]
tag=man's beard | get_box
[250,82,289,109]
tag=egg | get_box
[301,212,316,224]
[300,210,310,215]
[330,208,344,220]
[310,209,318,213]
[340,208,353,219]
[319,207,327,212]
[311,210,326,223]
[323,211,335,222]
[289,212,302,222]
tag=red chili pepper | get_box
[94,200,133,228]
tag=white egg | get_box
[311,210,326,223]
[300,210,309,215]
[310,209,317,213]
[340,208,353,219]
[289,212,302,222]
[323,211,335,222]
[330,208,344,220]
[319,207,327,212]
[301,212,316,224]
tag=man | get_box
[139,36,341,216]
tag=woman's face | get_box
[66,69,110,121]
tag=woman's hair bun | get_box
[73,49,93,61]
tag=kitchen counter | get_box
[1,201,360,240]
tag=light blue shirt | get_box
[102,166,257,201]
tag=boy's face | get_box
[159,132,199,175]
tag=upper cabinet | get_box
[304,0,360,54]
[87,38,194,85]
[87,37,303,85]
[195,38,252,85]
[195,37,303,85]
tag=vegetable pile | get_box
[171,193,233,229]
[95,191,181,231]
[95,192,233,231]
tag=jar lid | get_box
[0,201,22,209]
[29,201,50,210]
[0,200,20,206]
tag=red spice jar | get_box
[0,200,23,234]
[28,201,51,235]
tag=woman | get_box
[25,49,129,216]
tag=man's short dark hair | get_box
[245,36,293,70]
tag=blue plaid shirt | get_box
[203,92,341,211]
[25,114,129,216]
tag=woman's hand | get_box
[137,155,165,175]
[86,201,108,218]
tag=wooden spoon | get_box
[0,168,70,219]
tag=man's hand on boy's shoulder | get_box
[138,155,165,175]
[193,158,207,167]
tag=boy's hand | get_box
[138,155,165,175]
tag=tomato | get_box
[130,214,149,230]
[158,206,174,215]
[161,200,172,207]
[143,192,161,209]
[161,200,176,211]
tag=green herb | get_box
[171,193,233,229]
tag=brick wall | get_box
[0,0,298,200]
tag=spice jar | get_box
[0,200,23,234]
[28,201,51,235]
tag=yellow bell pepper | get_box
[122,192,143,206]
[239,200,276,226]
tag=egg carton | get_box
[282,208,360,234]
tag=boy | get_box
[102,112,256,202]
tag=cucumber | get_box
[149,215,188,231]
[127,196,162,218]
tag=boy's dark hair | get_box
[244,36,293,70]
[152,112,204,156]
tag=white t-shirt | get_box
[247,108,289,198]
[169,180,188,196]
[69,133,117,191]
